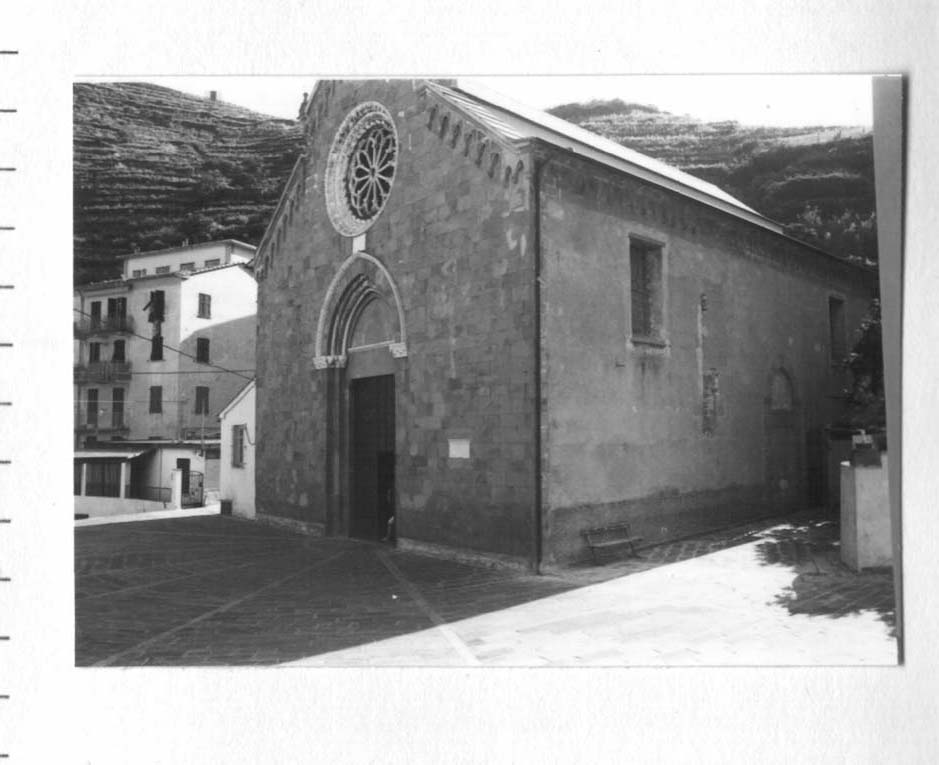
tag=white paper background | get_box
[2,1,937,762]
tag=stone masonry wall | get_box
[538,155,875,565]
[256,80,537,560]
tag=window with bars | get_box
[149,386,163,414]
[194,386,210,415]
[196,337,210,363]
[629,238,664,342]
[232,424,246,467]
[197,293,212,318]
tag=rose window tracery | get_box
[325,102,398,236]
[346,124,396,221]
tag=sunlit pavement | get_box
[75,513,897,667]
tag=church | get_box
[253,79,874,570]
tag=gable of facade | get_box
[255,80,538,559]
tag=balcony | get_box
[75,420,130,435]
[74,314,135,337]
[74,361,133,384]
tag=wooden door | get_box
[350,375,395,540]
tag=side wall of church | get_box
[538,154,875,565]
[255,80,538,559]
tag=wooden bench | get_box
[583,523,644,564]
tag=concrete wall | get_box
[138,445,208,494]
[74,495,170,517]
[841,455,892,570]
[538,156,875,564]
[256,80,536,560]
[220,382,256,518]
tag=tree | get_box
[842,298,885,429]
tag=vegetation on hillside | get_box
[73,82,304,284]
[548,100,877,265]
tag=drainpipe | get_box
[531,152,550,574]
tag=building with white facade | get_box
[73,240,257,508]
[219,380,256,518]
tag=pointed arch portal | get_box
[315,251,406,541]
[314,251,407,369]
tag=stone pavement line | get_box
[92,550,347,667]
[77,549,293,601]
[376,550,481,666]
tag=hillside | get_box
[73,86,877,285]
[73,82,304,284]
[549,100,877,264]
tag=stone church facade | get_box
[253,79,874,569]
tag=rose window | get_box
[325,102,398,237]
[346,125,396,221]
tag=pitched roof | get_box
[430,80,783,236]
[120,239,257,261]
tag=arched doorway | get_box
[314,252,407,540]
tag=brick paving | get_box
[75,511,897,666]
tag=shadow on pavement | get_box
[751,518,897,636]
[75,512,898,666]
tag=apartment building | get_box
[74,240,257,505]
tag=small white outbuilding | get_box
[218,379,256,518]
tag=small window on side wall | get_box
[829,296,846,362]
[629,237,665,344]
[232,425,245,467]
[150,335,164,361]
[194,386,210,415]
[198,293,212,318]
[196,337,210,363]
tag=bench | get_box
[583,523,644,564]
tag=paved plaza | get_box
[75,511,898,666]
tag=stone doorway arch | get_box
[314,251,407,540]
[314,251,407,368]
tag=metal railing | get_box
[75,420,129,433]
[74,314,135,336]
[73,360,133,384]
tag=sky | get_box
[83,74,874,128]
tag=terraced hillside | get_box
[73,86,877,285]
[549,100,877,264]
[73,82,304,284]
